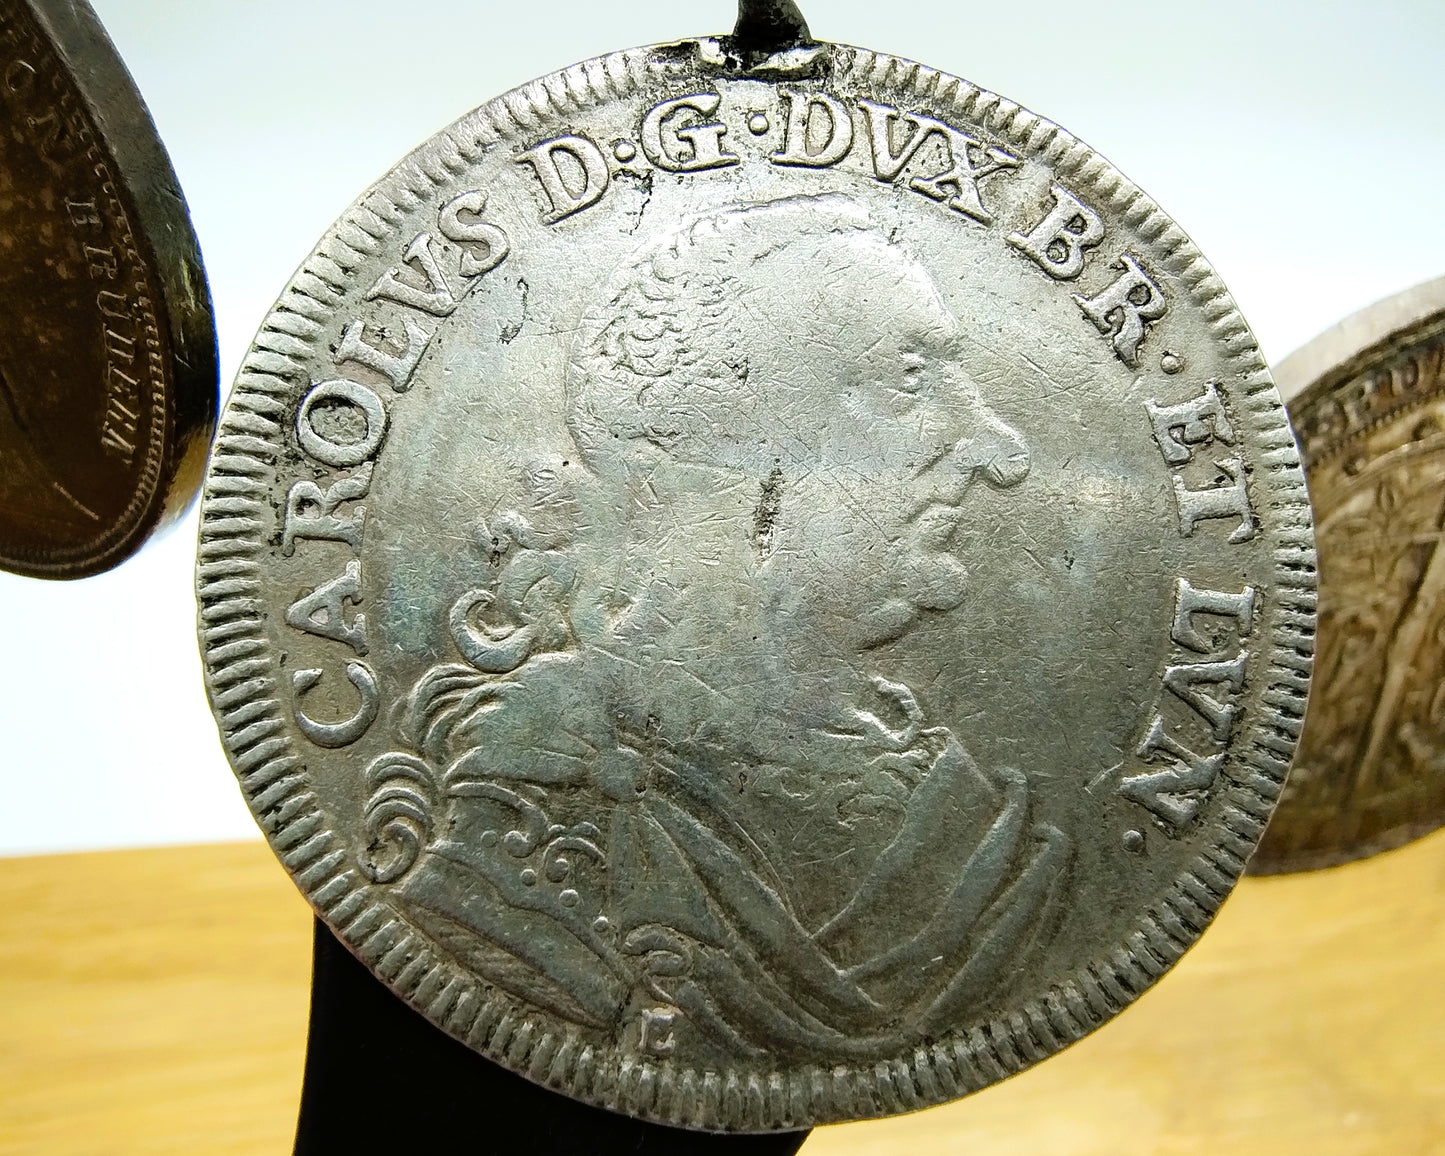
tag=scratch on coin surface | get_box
[52,482,99,521]
[1087,761,1126,795]
[751,464,784,556]
[498,277,529,344]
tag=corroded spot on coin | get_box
[197,35,1314,1130]
[1252,277,1445,874]
[0,0,216,578]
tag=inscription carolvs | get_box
[199,35,1314,1131]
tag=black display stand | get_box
[294,920,812,1155]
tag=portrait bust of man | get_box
[366,195,1070,1060]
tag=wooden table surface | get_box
[2,831,1442,1155]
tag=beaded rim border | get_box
[196,40,1316,1131]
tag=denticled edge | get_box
[195,41,1316,1131]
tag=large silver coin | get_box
[0,0,217,578]
[1251,277,1445,874]
[197,30,1314,1130]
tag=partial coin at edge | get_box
[1253,276,1445,874]
[0,0,218,578]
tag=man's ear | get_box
[955,410,1030,490]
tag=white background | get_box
[1,0,1442,855]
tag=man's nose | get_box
[954,409,1031,490]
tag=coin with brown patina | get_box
[0,0,216,578]
[1252,277,1445,874]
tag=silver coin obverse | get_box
[198,34,1315,1131]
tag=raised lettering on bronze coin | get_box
[1252,278,1445,874]
[198,35,1314,1129]
[0,0,216,578]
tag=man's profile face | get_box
[563,201,1030,725]
[749,230,1030,660]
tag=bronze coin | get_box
[0,0,216,578]
[1252,277,1445,874]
